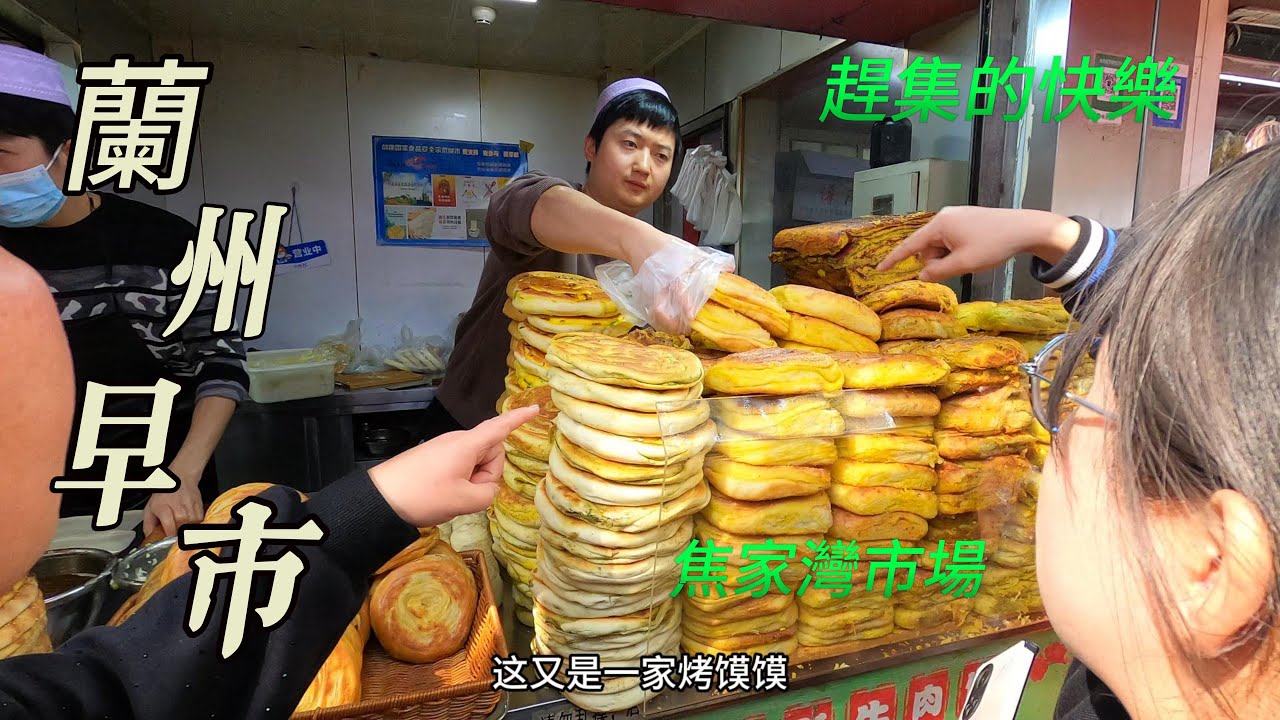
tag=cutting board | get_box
[336,369,424,390]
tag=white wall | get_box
[905,11,980,162]
[156,37,599,350]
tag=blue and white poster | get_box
[373,136,528,247]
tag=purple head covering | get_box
[593,78,670,121]
[0,44,73,107]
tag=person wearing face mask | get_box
[0,45,247,539]
[424,78,716,437]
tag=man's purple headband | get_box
[593,78,670,122]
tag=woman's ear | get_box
[1161,490,1274,658]
[583,136,597,164]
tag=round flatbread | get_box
[508,271,618,318]
[532,576,655,618]
[517,322,557,354]
[510,340,549,381]
[543,470,710,533]
[555,415,716,466]
[547,333,703,390]
[552,390,709,438]
[524,313,632,336]
[539,519,693,563]
[550,444,704,507]
[549,368,701,413]
[539,540,681,587]
[535,597,678,640]
[535,482,687,549]
[555,434,694,484]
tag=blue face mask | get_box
[0,148,67,228]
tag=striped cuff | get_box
[1031,217,1114,295]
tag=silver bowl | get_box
[33,548,116,647]
[112,536,177,592]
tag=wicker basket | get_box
[293,550,506,720]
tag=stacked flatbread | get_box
[966,469,1042,627]
[953,296,1082,467]
[534,333,713,713]
[859,280,967,351]
[696,349,842,654]
[769,213,935,296]
[768,285,880,353]
[501,271,633,403]
[0,576,51,658]
[689,273,785,353]
[820,351,956,637]
[490,386,557,626]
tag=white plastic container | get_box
[247,348,337,404]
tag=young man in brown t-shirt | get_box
[426,78,695,433]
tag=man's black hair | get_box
[0,93,76,155]
[585,89,681,175]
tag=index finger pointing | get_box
[877,222,941,271]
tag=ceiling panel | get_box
[584,0,977,43]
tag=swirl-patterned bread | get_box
[370,555,477,663]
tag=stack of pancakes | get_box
[533,333,714,713]
[490,385,558,626]
[860,280,967,350]
[697,348,842,653]
[501,271,633,403]
[819,351,951,640]
[969,468,1042,625]
[767,285,881,353]
[689,273,786,353]
[0,576,51,658]
[954,296,1082,468]
[769,213,935,296]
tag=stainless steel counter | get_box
[496,580,1049,720]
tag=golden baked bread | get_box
[770,284,881,339]
[894,600,972,631]
[955,297,1071,335]
[910,336,1029,370]
[831,351,948,389]
[935,430,1035,461]
[294,621,364,713]
[525,312,632,336]
[542,470,709,533]
[547,333,703,390]
[936,385,1034,435]
[831,460,938,490]
[691,301,776,353]
[860,280,958,314]
[548,367,701,414]
[771,213,932,257]
[683,593,794,624]
[704,457,832,500]
[937,367,1021,399]
[1029,442,1050,469]
[375,527,441,576]
[777,340,834,354]
[878,339,930,355]
[508,271,618,318]
[879,309,967,341]
[778,313,879,352]
[711,436,838,467]
[828,484,939,518]
[710,273,791,336]
[833,388,941,419]
[551,389,709,437]
[701,488,833,536]
[1002,333,1054,359]
[703,348,842,395]
[835,435,938,465]
[712,395,844,438]
[554,433,694,484]
[516,321,557,354]
[371,555,477,663]
[828,507,929,541]
[555,414,716,466]
[501,386,557,460]
[936,456,1033,495]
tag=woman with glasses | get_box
[880,142,1280,720]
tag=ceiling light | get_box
[1220,72,1280,89]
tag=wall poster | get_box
[373,136,528,247]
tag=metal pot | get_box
[112,536,178,593]
[33,548,116,646]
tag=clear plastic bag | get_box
[596,243,735,335]
[313,319,361,374]
[384,325,451,378]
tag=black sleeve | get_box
[0,471,418,720]
[1053,659,1131,720]
[1029,217,1119,314]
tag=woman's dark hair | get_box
[585,89,680,175]
[1051,140,1280,714]
[0,93,76,155]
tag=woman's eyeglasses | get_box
[1018,333,1113,435]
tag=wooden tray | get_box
[336,370,424,390]
[293,550,506,720]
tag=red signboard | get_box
[906,668,950,720]
[847,683,897,720]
